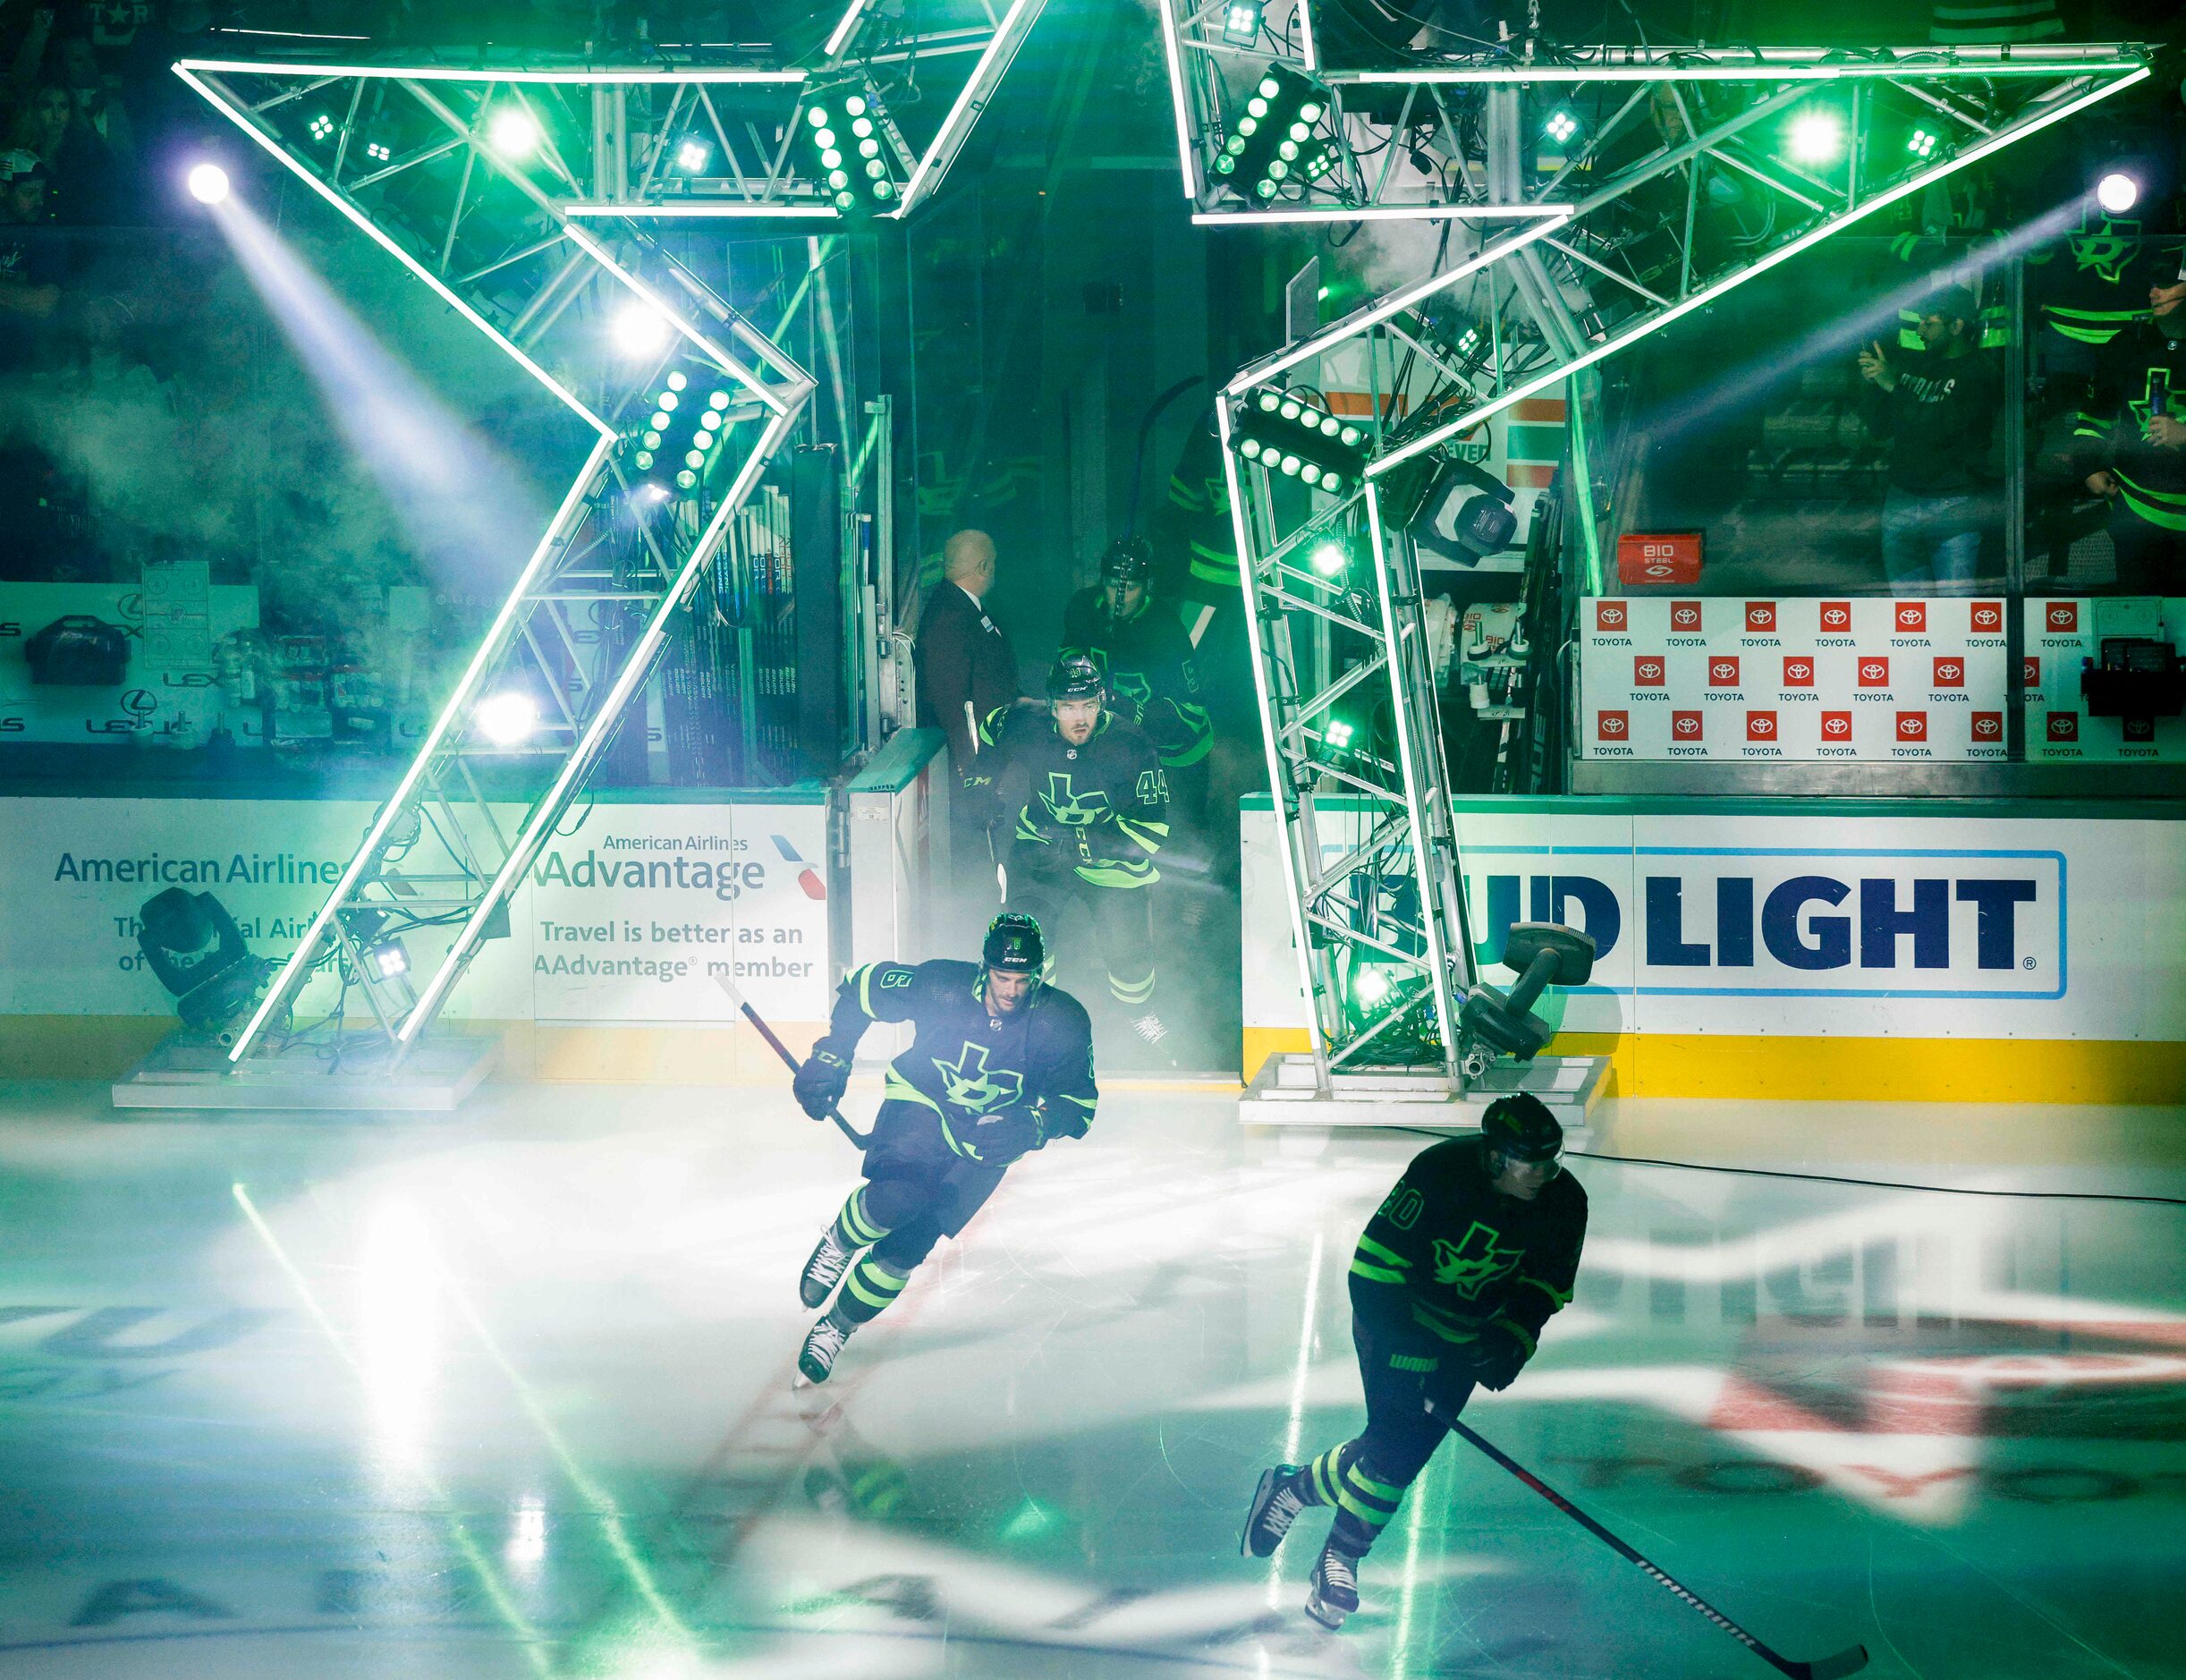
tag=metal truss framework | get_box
[182,40,1019,1068]
[1175,32,2148,1083]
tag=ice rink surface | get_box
[0,1077,2181,1678]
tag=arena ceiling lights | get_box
[176,38,1025,1069]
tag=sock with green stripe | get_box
[1292,1441,1405,1556]
[830,1187,892,1252]
[833,1252,915,1326]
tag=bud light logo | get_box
[1707,656,1741,688]
[1782,657,1814,687]
[1819,600,1851,632]
[1897,712,1928,742]
[1747,711,1777,741]
[1821,711,1852,739]
[1745,602,1776,632]
[1634,656,1665,687]
[1970,600,2002,632]
[2046,602,2079,632]
[1970,712,2003,741]
[1596,600,1629,632]
[1672,710,1703,740]
[1597,710,1629,740]
[2047,712,2079,742]
[1671,601,1702,632]
[1858,657,1890,688]
[1932,657,1964,689]
[2022,656,2040,688]
[1895,602,1927,633]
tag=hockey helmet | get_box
[1099,535,1153,585]
[1480,1093,1563,1171]
[983,912,1046,976]
[1046,652,1106,706]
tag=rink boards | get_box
[1241,797,2186,1103]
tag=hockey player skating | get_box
[1061,537,1213,825]
[790,912,1097,1384]
[970,654,1176,1058]
[1241,1094,1587,1630]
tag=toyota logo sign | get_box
[1597,710,1629,739]
[1897,712,1928,741]
[1970,601,2002,631]
[1747,712,1776,740]
[2022,657,2040,688]
[1819,600,1851,630]
[1783,658,1813,685]
[1971,712,2002,739]
[1744,602,1775,632]
[1634,657,1665,685]
[2046,602,2079,632]
[1708,657,1740,686]
[1822,712,1851,738]
[1671,602,1701,629]
[2046,712,2079,742]
[1859,658,1889,686]
[1596,600,1629,632]
[1672,711,1702,738]
[1895,603,1927,632]
[1933,658,1963,687]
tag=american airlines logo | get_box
[1970,600,2003,632]
[1596,600,1629,632]
[1707,656,1741,688]
[1597,710,1629,740]
[1782,657,1814,687]
[1858,657,1890,688]
[1747,711,1777,741]
[1933,658,1964,689]
[1745,602,1776,632]
[1819,600,1851,631]
[1895,602,1927,633]
[1634,656,1665,687]
[1670,601,1702,631]
[2046,602,2079,632]
[1672,710,1703,739]
[1897,712,1928,742]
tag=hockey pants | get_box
[1293,1317,1477,1557]
[1004,848,1157,1009]
[821,1099,1007,1325]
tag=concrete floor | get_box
[0,1078,2180,1677]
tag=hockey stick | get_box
[714,972,869,1150]
[964,700,1007,902]
[1428,1404,1867,1680]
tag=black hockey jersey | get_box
[973,704,1169,888]
[815,958,1098,1160]
[1061,587,1213,768]
[2073,322,2186,534]
[1349,1136,1587,1356]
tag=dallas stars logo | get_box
[1041,772,1112,827]
[2070,215,2139,284]
[932,1041,1023,1114]
[1430,1222,1522,1299]
[2129,368,2182,432]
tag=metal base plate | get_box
[1240,1053,1606,1131]
[111,1032,499,1113]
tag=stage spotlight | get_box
[474,690,539,746]
[1543,106,1580,147]
[364,139,392,163]
[676,138,710,173]
[1411,456,1518,567]
[1907,127,1937,159]
[1310,536,1351,578]
[613,300,671,357]
[1788,111,1843,166]
[1234,386,1368,491]
[1222,0,1262,45]
[488,106,540,159]
[1322,717,1356,754]
[2096,170,2139,214]
[1212,64,1330,203]
[800,83,899,214]
[136,887,267,1038]
[186,162,230,204]
[362,939,410,981]
[307,112,335,143]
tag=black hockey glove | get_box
[964,1107,1041,1163]
[1466,1320,1531,1392]
[792,1048,852,1121]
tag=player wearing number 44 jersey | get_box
[791,914,1097,1384]
[1241,1095,1587,1630]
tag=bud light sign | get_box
[1461,844,2064,999]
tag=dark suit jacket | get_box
[915,582,1018,770]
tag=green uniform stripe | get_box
[1335,1486,1397,1527]
[1492,1315,1538,1357]
[844,1264,908,1311]
[1108,972,1157,1005]
[839,1190,888,1245]
[1356,1234,1411,1269]
[1311,1452,1342,1506]
[1350,1259,1406,1285]
[1075,861,1158,887]
[1514,1276,1571,1309]
[1343,1464,1403,1507]
[884,1068,943,1116]
[855,963,879,1017]
[2117,473,2186,530]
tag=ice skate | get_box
[800,1226,856,1309]
[1241,1464,1307,1557]
[797,1311,852,1385]
[1305,1541,1360,1631]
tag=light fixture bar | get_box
[1194,202,1569,225]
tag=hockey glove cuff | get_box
[965,1108,1041,1163]
[1467,1319,1533,1392]
[793,1048,852,1121]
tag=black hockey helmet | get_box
[1099,535,1153,584]
[1481,1093,1563,1169]
[1046,652,1106,706]
[983,912,1045,976]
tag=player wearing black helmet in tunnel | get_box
[1061,537,1213,819]
[792,913,1097,1384]
[966,654,1177,1058]
[1239,1094,1588,1630]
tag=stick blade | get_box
[713,970,750,1011]
[1797,1645,1868,1680]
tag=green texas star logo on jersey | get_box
[1431,1222,1522,1299]
[1041,772,1113,827]
[2071,216,2139,284]
[933,1041,1023,1114]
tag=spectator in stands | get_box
[1857,285,2002,593]
[0,152,62,369]
[2076,273,2186,592]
